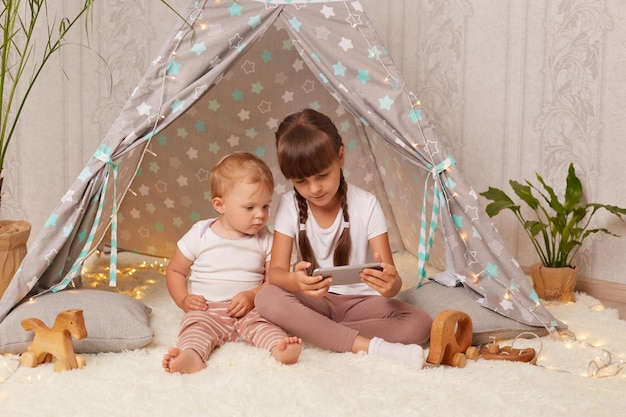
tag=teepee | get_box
[0,0,562,331]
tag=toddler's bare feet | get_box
[270,336,302,365]
[162,347,206,374]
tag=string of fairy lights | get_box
[338,1,625,377]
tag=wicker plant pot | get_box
[530,263,578,302]
[0,220,31,298]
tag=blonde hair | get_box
[275,109,351,270]
[209,152,274,199]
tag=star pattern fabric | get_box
[0,0,562,332]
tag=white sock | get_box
[368,337,425,369]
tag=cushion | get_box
[0,289,153,354]
[395,281,549,345]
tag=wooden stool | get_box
[426,310,476,368]
[20,309,88,372]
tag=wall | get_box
[3,0,626,285]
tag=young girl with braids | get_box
[255,109,433,369]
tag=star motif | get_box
[176,175,188,187]
[194,120,206,132]
[208,100,220,111]
[292,59,305,72]
[191,41,207,55]
[351,1,364,12]
[154,180,167,193]
[408,109,422,123]
[229,33,243,50]
[209,142,221,154]
[275,72,288,85]
[241,60,255,74]
[251,82,264,94]
[302,79,315,93]
[232,89,244,101]
[173,217,184,228]
[138,184,150,196]
[499,299,514,311]
[78,167,92,182]
[193,84,209,98]
[61,190,75,203]
[130,208,141,219]
[378,95,394,110]
[138,227,150,238]
[170,156,182,169]
[320,5,335,18]
[452,214,463,228]
[167,60,181,76]
[266,117,279,130]
[261,50,272,63]
[136,102,151,116]
[282,39,293,50]
[368,46,382,59]
[186,148,198,159]
[145,203,156,214]
[485,263,499,278]
[177,128,188,138]
[488,239,504,256]
[227,134,240,147]
[245,128,258,139]
[238,109,250,121]
[196,169,210,182]
[248,15,261,29]
[346,14,362,27]
[171,98,185,113]
[228,2,242,16]
[181,196,194,208]
[333,61,347,76]
[288,16,302,32]
[149,161,160,174]
[338,37,353,52]
[465,205,479,221]
[315,25,331,40]
[357,69,370,84]
[257,100,271,114]
[464,250,478,265]
[164,198,175,209]
[282,90,294,103]
[45,213,59,228]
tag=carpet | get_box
[1,254,625,417]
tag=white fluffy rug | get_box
[1,254,626,417]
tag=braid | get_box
[333,173,351,266]
[295,190,318,273]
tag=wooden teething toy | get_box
[20,309,88,372]
[479,338,536,363]
[426,310,477,368]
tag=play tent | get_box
[0,0,562,331]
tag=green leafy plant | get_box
[0,0,180,209]
[480,163,626,268]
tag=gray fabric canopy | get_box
[0,0,562,332]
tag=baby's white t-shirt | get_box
[177,218,272,302]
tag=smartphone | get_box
[312,262,383,286]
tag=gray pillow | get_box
[396,281,549,345]
[0,289,153,354]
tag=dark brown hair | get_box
[275,109,351,269]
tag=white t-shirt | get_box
[273,184,387,295]
[177,218,273,302]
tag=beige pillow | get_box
[396,281,548,345]
[0,289,153,354]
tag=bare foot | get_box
[162,347,206,374]
[270,336,302,365]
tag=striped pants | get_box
[176,302,289,362]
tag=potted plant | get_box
[1,1,179,296]
[480,163,626,302]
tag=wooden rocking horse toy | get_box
[20,309,88,372]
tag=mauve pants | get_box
[255,285,432,352]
